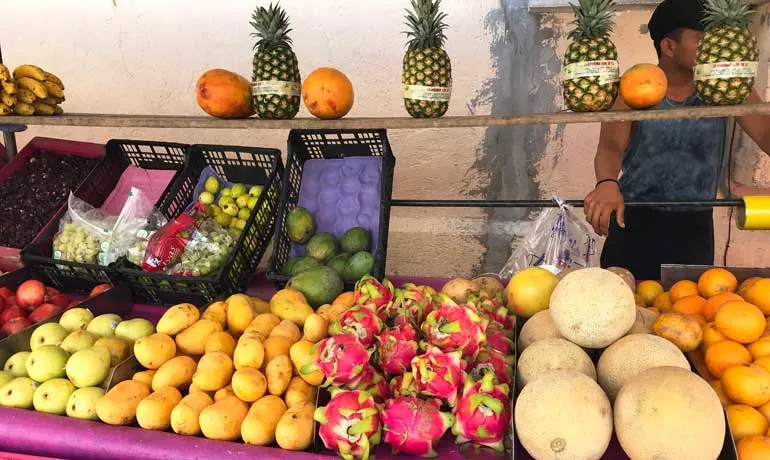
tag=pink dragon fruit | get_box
[347,366,391,403]
[468,347,515,386]
[390,373,419,398]
[381,396,455,457]
[421,303,487,359]
[379,283,435,326]
[353,275,394,310]
[468,291,513,331]
[485,324,514,355]
[451,371,511,453]
[314,389,382,460]
[411,347,465,406]
[330,305,384,348]
[315,333,372,386]
[376,324,419,375]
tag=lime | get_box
[231,184,247,198]
[341,227,371,253]
[204,176,220,194]
[247,196,259,210]
[249,186,263,197]
[215,213,232,227]
[238,208,251,220]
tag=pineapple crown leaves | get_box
[567,0,616,40]
[403,0,448,50]
[701,0,754,30]
[250,2,293,51]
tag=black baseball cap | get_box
[648,0,707,48]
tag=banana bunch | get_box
[0,64,65,116]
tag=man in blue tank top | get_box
[583,0,770,281]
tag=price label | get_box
[561,60,620,85]
[695,61,758,80]
[403,85,452,102]
[251,80,301,97]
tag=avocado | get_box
[340,227,372,254]
[305,232,339,262]
[326,253,352,276]
[285,207,315,244]
[342,251,376,282]
[285,256,321,276]
[287,266,344,308]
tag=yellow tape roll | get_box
[737,196,770,230]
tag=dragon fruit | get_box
[421,303,487,359]
[376,324,419,375]
[347,366,391,403]
[451,372,511,453]
[381,396,455,457]
[314,389,382,460]
[468,291,513,331]
[390,373,419,398]
[411,347,465,406]
[316,333,372,386]
[485,324,514,355]
[468,347,514,386]
[379,283,435,326]
[330,306,384,348]
[353,275,394,310]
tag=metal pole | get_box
[390,199,744,208]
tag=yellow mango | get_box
[263,336,294,366]
[188,382,215,398]
[231,368,267,402]
[214,384,236,401]
[136,386,183,430]
[201,301,228,328]
[315,303,349,323]
[156,303,200,336]
[241,395,287,445]
[133,333,176,370]
[251,296,271,314]
[284,376,317,408]
[204,331,236,356]
[152,356,196,391]
[275,402,315,451]
[289,340,323,386]
[132,370,156,387]
[93,336,132,366]
[233,336,265,370]
[192,352,234,391]
[199,395,248,441]
[175,319,223,356]
[227,294,257,335]
[95,380,151,425]
[170,392,214,436]
[333,291,355,308]
[302,314,329,342]
[271,288,308,306]
[269,319,302,343]
[270,299,314,327]
[266,355,292,396]
[246,313,281,340]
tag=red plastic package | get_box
[141,202,208,272]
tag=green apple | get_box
[222,203,239,217]
[204,176,220,194]
[215,213,232,228]
[236,195,249,209]
[248,185,263,197]
[59,307,94,332]
[0,371,13,388]
[26,345,69,382]
[66,387,105,420]
[30,323,69,350]
[115,318,154,343]
[33,378,76,414]
[221,188,232,197]
[0,377,37,409]
[218,196,235,208]
[60,330,98,354]
[4,352,31,377]
[86,314,122,337]
[247,196,259,210]
[66,347,111,388]
[237,207,251,220]
[233,218,247,231]
[231,183,247,198]
[198,191,215,205]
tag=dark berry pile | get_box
[0,152,98,248]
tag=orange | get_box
[715,301,766,344]
[705,340,752,379]
[689,313,707,327]
[744,279,770,315]
[759,400,770,422]
[302,67,354,120]
[740,277,763,297]
[750,337,770,360]
[673,295,706,315]
[698,267,738,298]
[727,405,770,442]
[619,64,667,109]
[721,364,770,407]
[670,280,699,303]
[710,380,733,406]
[764,317,770,338]
[755,356,770,375]
[703,292,743,322]
[702,322,726,349]
[636,280,664,306]
[738,435,770,460]
[653,291,673,313]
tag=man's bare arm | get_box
[737,89,770,155]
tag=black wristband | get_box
[595,178,619,188]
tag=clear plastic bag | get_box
[53,193,117,265]
[102,187,168,266]
[167,219,235,277]
[499,197,600,277]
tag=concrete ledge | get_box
[529,0,769,12]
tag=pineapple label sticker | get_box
[560,60,620,85]
[252,80,301,97]
[403,85,452,102]
[694,61,758,81]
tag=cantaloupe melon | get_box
[518,310,563,353]
[517,337,596,389]
[549,268,636,348]
[625,307,658,335]
[614,366,725,460]
[597,333,690,401]
[515,369,613,460]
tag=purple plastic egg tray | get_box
[190,166,259,206]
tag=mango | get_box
[269,319,301,343]
[4,351,30,377]
[188,382,215,398]
[93,336,131,366]
[171,392,214,436]
[60,330,98,354]
[231,368,267,402]
[59,308,94,332]
[152,356,196,391]
[270,299,314,327]
[134,333,176,369]
[132,370,156,387]
[302,314,328,342]
[201,301,228,328]
[30,323,68,349]
[315,303,348,323]
[96,380,151,425]
[66,387,105,420]
[175,319,223,356]
[214,384,236,401]
[86,314,122,337]
[275,401,315,451]
[284,376,317,408]
[233,336,265,370]
[192,352,233,391]
[263,336,294,366]
[66,347,111,388]
[290,341,323,385]
[246,313,281,340]
[0,377,37,408]
[251,297,271,314]
[136,386,183,430]
[199,395,249,441]
[156,303,200,336]
[227,294,256,335]
[114,318,155,342]
[266,355,292,396]
[204,331,237,356]
[270,288,308,306]
[33,378,76,414]
[241,395,287,445]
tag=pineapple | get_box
[562,0,618,112]
[402,0,452,119]
[250,2,301,119]
[695,0,758,106]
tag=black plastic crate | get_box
[21,139,189,293]
[118,143,283,305]
[266,129,395,289]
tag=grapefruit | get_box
[505,267,558,318]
